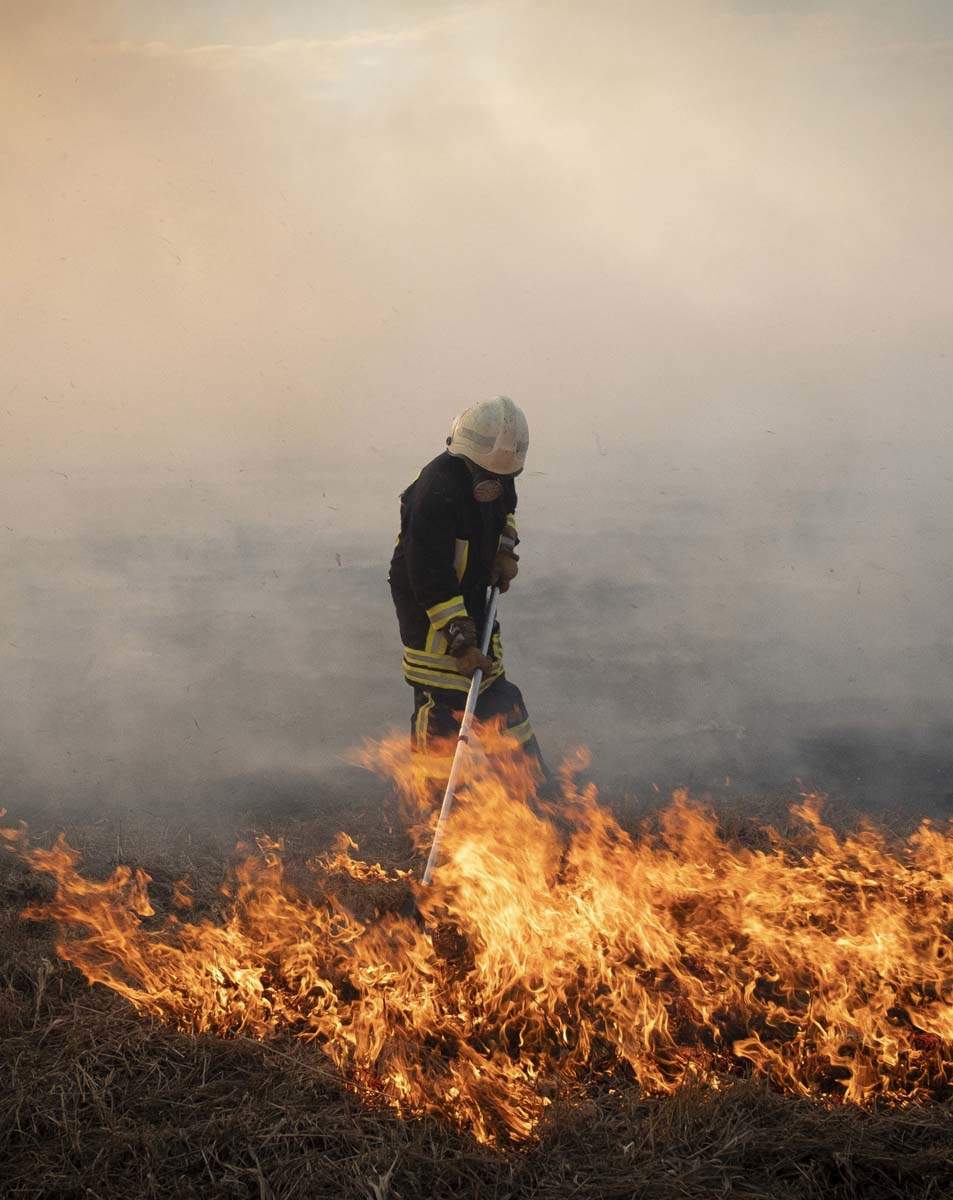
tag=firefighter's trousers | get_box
[410,674,543,780]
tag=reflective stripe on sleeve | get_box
[425,594,468,629]
[424,623,447,654]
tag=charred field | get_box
[2,769,953,1200]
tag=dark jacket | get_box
[389,452,518,693]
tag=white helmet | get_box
[446,396,529,476]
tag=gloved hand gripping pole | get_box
[421,586,501,885]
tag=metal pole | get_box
[421,587,500,885]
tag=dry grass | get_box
[2,797,953,1199]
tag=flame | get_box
[4,727,953,1143]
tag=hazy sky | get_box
[3,0,952,490]
[2,2,952,815]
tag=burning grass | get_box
[2,731,953,1196]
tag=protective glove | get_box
[445,617,493,677]
[454,645,494,677]
[492,551,519,593]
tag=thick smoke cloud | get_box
[3,1,952,819]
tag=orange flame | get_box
[4,727,953,1142]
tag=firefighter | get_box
[388,396,546,783]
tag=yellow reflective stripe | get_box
[505,512,518,531]
[410,630,501,661]
[404,666,470,693]
[481,667,504,693]
[404,644,504,671]
[404,640,460,664]
[415,693,436,749]
[507,717,535,746]
[453,538,469,583]
[404,629,505,690]
[403,664,503,694]
[404,659,506,681]
[427,594,465,620]
[405,647,459,668]
[423,624,447,654]
[426,595,467,628]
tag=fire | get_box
[4,727,953,1143]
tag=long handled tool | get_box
[421,586,501,885]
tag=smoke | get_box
[2,1,952,817]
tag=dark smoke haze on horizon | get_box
[3,1,952,819]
